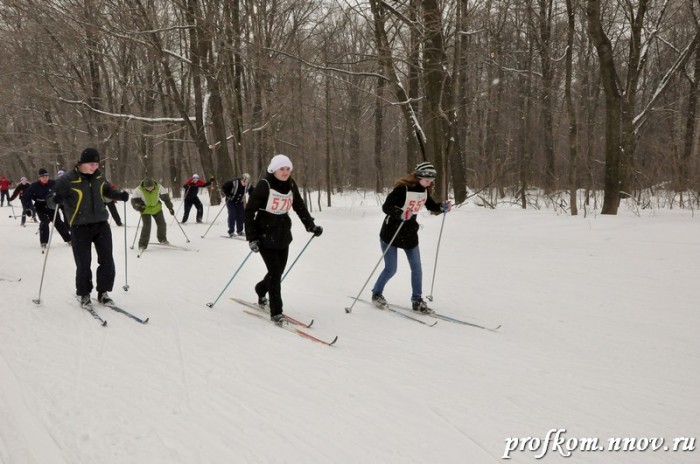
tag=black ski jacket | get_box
[245,173,315,250]
[379,183,442,249]
[53,167,124,226]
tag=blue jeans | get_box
[371,240,423,301]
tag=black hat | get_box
[79,147,100,164]
[143,178,156,189]
[38,168,48,176]
[414,161,437,179]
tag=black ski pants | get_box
[255,247,290,317]
[182,197,203,223]
[70,221,115,297]
[227,201,245,235]
[37,206,71,244]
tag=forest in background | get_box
[1,0,700,214]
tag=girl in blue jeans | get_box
[371,162,451,312]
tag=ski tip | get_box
[328,336,339,346]
[306,319,314,328]
[102,320,108,327]
[142,318,150,324]
[429,321,438,327]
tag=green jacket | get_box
[131,181,173,215]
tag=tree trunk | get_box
[586,0,623,214]
[565,0,579,215]
[680,45,700,192]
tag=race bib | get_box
[265,188,293,215]
[402,190,427,215]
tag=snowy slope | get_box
[0,192,698,464]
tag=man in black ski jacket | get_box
[51,148,130,307]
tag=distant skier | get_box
[182,173,212,223]
[221,173,253,237]
[370,162,451,313]
[22,168,72,249]
[0,175,12,206]
[245,154,323,325]
[9,176,33,226]
[131,178,175,253]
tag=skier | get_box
[9,176,33,226]
[22,168,72,249]
[370,162,452,313]
[182,173,212,223]
[131,178,175,253]
[221,173,253,237]
[50,147,130,306]
[245,154,323,325]
[0,175,12,206]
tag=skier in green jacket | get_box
[131,178,174,253]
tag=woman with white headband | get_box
[244,154,323,325]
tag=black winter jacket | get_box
[379,182,441,249]
[22,179,57,214]
[222,178,253,203]
[245,173,315,250]
[53,168,123,226]
[10,182,30,202]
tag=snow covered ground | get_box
[0,191,698,464]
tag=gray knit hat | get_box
[414,161,437,179]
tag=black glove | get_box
[46,193,61,210]
[119,191,130,201]
[249,240,260,253]
[307,225,323,237]
[138,204,146,212]
[168,207,175,215]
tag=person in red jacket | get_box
[0,175,12,206]
[182,173,212,223]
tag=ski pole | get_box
[122,202,130,291]
[281,234,315,282]
[345,220,405,314]
[172,214,191,242]
[32,207,59,304]
[9,202,16,219]
[426,211,447,301]
[130,215,142,249]
[201,201,227,238]
[206,250,253,308]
